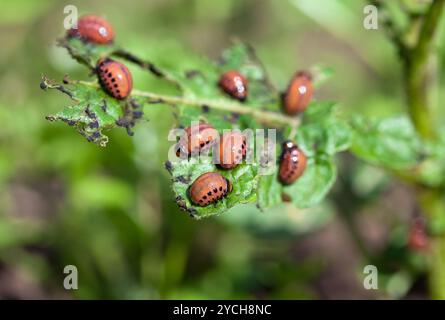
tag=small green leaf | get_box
[166,159,258,219]
[42,77,138,146]
[258,154,337,210]
[291,102,351,156]
[58,37,117,68]
[283,155,337,208]
[257,174,283,209]
[350,116,424,170]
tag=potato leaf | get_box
[42,36,350,218]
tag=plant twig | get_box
[370,0,408,58]
[77,80,301,128]
[379,0,445,300]
[112,49,182,89]
[404,0,444,139]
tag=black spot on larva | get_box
[219,187,222,191]
[114,84,118,88]
[108,72,112,77]
[207,191,212,196]
[203,195,207,200]
[111,78,116,82]
[199,200,203,203]
[200,143,205,147]
[213,188,217,193]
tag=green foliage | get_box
[58,37,117,69]
[42,35,444,219]
[163,44,350,217]
[42,77,125,146]
[349,116,424,170]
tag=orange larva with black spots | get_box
[189,172,232,207]
[218,70,248,101]
[67,15,115,44]
[278,141,307,185]
[97,58,133,100]
[218,131,247,169]
[176,123,219,158]
[283,71,313,115]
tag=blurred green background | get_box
[0,0,444,299]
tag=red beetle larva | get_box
[189,172,232,207]
[278,141,307,185]
[218,70,248,101]
[96,58,133,100]
[218,131,247,169]
[176,123,219,158]
[282,71,313,115]
[67,15,115,44]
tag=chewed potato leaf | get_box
[43,34,355,218]
[166,159,258,219]
[42,77,143,146]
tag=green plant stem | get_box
[78,80,301,128]
[132,89,301,127]
[406,0,445,300]
[376,0,445,299]
[402,0,445,299]
[404,0,444,139]
[420,190,445,299]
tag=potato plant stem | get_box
[381,0,445,299]
[78,80,301,128]
[132,89,301,127]
[373,0,445,299]
[405,0,445,300]
[404,0,445,139]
